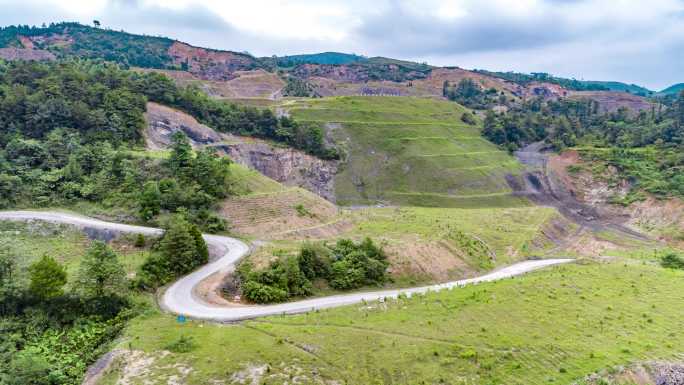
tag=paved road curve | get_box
[0,210,573,322]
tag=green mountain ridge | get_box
[473,69,654,94]
[0,22,666,92]
[658,83,684,95]
[275,51,367,66]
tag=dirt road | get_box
[0,210,573,322]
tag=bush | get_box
[241,281,288,303]
[239,238,388,303]
[461,111,476,125]
[134,234,146,248]
[135,216,209,289]
[165,335,197,353]
[660,253,684,269]
[28,255,67,300]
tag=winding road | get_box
[0,210,573,322]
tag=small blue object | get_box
[176,315,186,324]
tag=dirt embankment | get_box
[167,41,258,81]
[568,90,654,113]
[548,150,683,247]
[509,143,650,241]
[144,102,338,201]
[0,47,55,61]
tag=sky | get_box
[1,0,682,90]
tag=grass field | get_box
[289,96,523,207]
[101,259,684,385]
[0,221,153,278]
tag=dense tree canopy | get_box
[0,59,335,227]
[238,238,389,303]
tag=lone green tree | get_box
[28,255,67,300]
[159,216,208,276]
[139,181,162,221]
[75,241,126,298]
[168,131,194,177]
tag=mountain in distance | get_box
[275,51,367,66]
[658,83,684,96]
[580,80,653,95]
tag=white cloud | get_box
[0,0,682,89]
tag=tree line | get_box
[0,59,336,227]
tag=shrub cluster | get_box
[135,215,209,289]
[238,238,389,303]
[0,241,130,385]
[660,253,684,270]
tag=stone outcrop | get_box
[144,102,222,149]
[215,142,337,202]
[144,102,338,202]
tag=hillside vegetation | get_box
[290,96,525,207]
[659,83,684,96]
[276,52,367,67]
[0,22,262,73]
[101,260,684,385]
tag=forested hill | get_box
[474,70,653,95]
[659,83,684,96]
[276,52,367,67]
[0,22,266,78]
[0,59,334,228]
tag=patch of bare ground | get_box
[579,360,684,385]
[548,151,683,247]
[383,237,473,281]
[228,362,339,385]
[99,350,194,385]
[135,68,284,99]
[274,217,354,240]
[569,90,654,113]
[218,70,285,99]
[0,47,55,61]
[220,189,339,238]
[193,271,245,307]
[167,41,256,81]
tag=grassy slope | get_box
[104,260,684,385]
[217,132,558,277]
[289,96,525,207]
[0,221,151,278]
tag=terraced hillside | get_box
[289,96,525,207]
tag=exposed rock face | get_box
[144,102,337,201]
[144,102,222,149]
[0,47,55,61]
[216,142,338,202]
[167,41,258,81]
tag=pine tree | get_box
[189,224,209,265]
[28,255,67,300]
[160,216,204,275]
[168,131,193,176]
[139,181,161,221]
[76,241,126,298]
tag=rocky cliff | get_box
[144,102,337,201]
[215,142,337,201]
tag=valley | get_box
[0,19,682,385]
